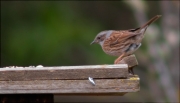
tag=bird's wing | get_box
[105,30,139,47]
[128,27,140,32]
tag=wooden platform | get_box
[0,55,139,96]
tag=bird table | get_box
[0,55,139,102]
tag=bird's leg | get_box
[114,53,125,64]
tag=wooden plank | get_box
[0,64,128,81]
[0,75,140,94]
[118,54,138,68]
[118,55,138,74]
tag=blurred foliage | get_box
[1,1,179,102]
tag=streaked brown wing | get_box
[105,30,139,47]
[102,30,139,56]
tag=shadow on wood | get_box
[0,94,53,103]
[118,55,138,75]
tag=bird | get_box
[91,15,161,64]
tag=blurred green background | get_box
[1,1,179,102]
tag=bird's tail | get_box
[140,15,161,29]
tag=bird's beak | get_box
[90,41,95,45]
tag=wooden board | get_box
[0,64,128,81]
[0,55,140,95]
[0,75,140,94]
[118,54,138,68]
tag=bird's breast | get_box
[102,40,123,56]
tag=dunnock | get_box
[91,15,161,64]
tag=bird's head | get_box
[91,30,112,46]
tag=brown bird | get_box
[91,15,161,64]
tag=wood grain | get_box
[0,64,128,81]
[0,56,140,95]
[0,75,140,94]
[118,54,138,68]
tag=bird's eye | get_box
[97,37,100,39]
